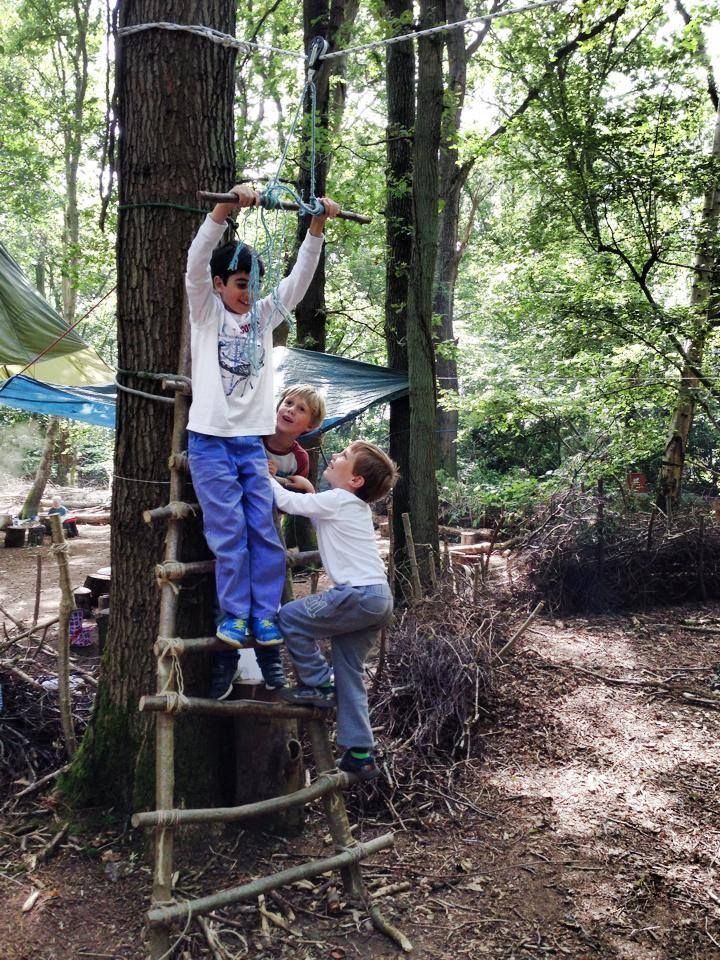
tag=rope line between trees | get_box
[117,0,567,65]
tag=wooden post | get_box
[148,301,192,960]
[48,515,77,757]
[33,555,42,625]
[401,513,422,602]
[305,719,365,898]
[386,498,395,595]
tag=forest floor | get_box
[1,484,720,959]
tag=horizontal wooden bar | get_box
[132,771,348,828]
[197,191,372,225]
[147,833,394,927]
[143,502,199,524]
[154,636,225,656]
[155,554,322,579]
[139,694,333,721]
[155,560,215,581]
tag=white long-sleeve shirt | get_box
[185,215,324,437]
[271,481,388,587]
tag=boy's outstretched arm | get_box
[308,197,340,237]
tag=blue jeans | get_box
[188,431,285,619]
[279,583,393,749]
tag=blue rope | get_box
[228,61,326,367]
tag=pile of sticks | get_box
[513,490,720,613]
[356,582,505,820]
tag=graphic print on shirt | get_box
[218,324,265,397]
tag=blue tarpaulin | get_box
[0,347,408,432]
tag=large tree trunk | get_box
[384,0,415,587]
[405,0,442,582]
[656,97,720,509]
[63,0,237,813]
[20,417,60,519]
[293,0,359,352]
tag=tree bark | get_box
[656,91,720,508]
[20,418,60,520]
[406,0,443,582]
[292,0,360,352]
[434,0,487,477]
[384,0,415,588]
[62,0,237,813]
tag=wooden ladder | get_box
[134,335,407,958]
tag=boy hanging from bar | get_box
[185,184,339,689]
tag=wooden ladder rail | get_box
[147,303,193,960]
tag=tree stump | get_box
[4,527,26,548]
[233,684,305,834]
[27,525,46,547]
[84,567,111,605]
[73,587,94,613]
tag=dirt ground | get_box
[1,485,720,959]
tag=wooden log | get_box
[132,771,349,828]
[73,512,111,525]
[146,833,395,927]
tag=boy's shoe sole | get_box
[279,685,336,708]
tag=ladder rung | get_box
[147,833,394,927]
[132,771,349,828]
[154,636,289,655]
[144,501,199,524]
[155,554,321,581]
[156,560,214,581]
[139,694,334,720]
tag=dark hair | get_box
[210,242,265,284]
[350,441,399,503]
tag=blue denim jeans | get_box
[188,431,285,620]
[278,583,393,749]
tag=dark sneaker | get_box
[249,616,284,647]
[208,651,238,700]
[337,750,380,782]
[279,684,336,708]
[255,648,287,690]
[216,616,250,649]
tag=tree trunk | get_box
[406,0,443,583]
[434,0,480,478]
[293,0,360,352]
[656,97,720,509]
[384,0,415,589]
[20,417,60,519]
[62,0,237,813]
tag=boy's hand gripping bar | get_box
[197,191,372,225]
